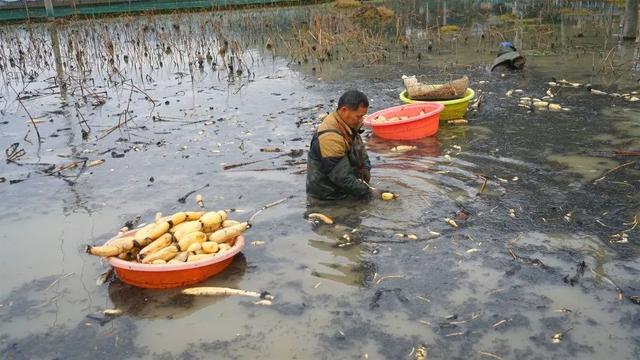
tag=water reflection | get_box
[305,198,376,287]
[367,133,440,156]
[107,254,247,319]
[366,134,441,175]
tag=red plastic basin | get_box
[363,103,444,140]
[105,230,245,289]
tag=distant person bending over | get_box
[490,41,526,72]
[306,90,376,200]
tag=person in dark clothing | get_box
[306,90,377,200]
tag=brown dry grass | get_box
[334,0,361,9]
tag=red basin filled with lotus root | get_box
[104,229,245,289]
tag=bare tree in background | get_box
[623,0,638,40]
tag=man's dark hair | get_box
[337,90,369,111]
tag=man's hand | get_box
[370,188,384,199]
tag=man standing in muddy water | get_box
[306,90,378,200]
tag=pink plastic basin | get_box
[363,102,444,140]
[105,230,245,289]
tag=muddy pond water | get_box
[1,1,640,359]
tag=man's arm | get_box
[326,156,371,198]
[319,133,371,198]
[361,147,372,183]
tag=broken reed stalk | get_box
[479,175,488,194]
[75,104,91,134]
[593,161,636,184]
[122,79,135,127]
[96,82,135,141]
[478,351,504,360]
[76,78,106,105]
[11,84,42,149]
[589,268,624,301]
[123,81,157,118]
[247,197,288,224]
[376,274,405,285]
[614,150,640,157]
